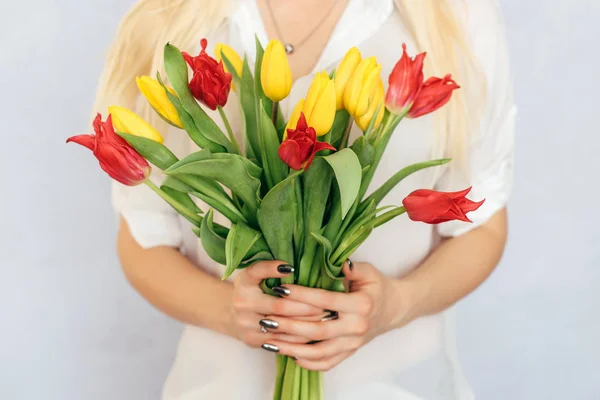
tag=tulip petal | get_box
[66,134,95,151]
[278,140,303,170]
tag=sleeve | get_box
[436,0,516,238]
[111,125,188,249]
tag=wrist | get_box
[388,276,431,329]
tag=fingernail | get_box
[307,340,321,345]
[321,311,339,322]
[277,264,294,274]
[272,286,290,296]
[262,343,279,353]
[347,259,354,271]
[260,319,279,329]
[291,356,297,361]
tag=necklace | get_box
[265,0,339,55]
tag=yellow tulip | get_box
[108,105,164,144]
[335,47,362,110]
[285,98,305,135]
[356,79,385,131]
[261,40,293,102]
[343,57,382,118]
[136,76,183,129]
[214,43,243,78]
[302,71,336,136]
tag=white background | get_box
[1,1,598,399]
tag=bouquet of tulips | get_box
[68,37,483,399]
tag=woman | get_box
[98,0,515,398]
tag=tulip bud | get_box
[302,71,336,136]
[67,114,151,186]
[407,74,460,119]
[278,113,336,171]
[214,43,243,79]
[355,79,385,131]
[385,43,426,116]
[402,187,484,224]
[261,40,293,102]
[136,76,183,128]
[343,57,382,118]
[335,47,362,109]
[285,98,305,135]
[108,106,164,144]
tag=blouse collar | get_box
[232,0,394,73]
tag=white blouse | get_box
[112,1,516,399]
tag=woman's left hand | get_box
[260,261,415,371]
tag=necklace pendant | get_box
[284,43,294,54]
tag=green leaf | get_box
[200,209,227,265]
[310,233,342,280]
[163,43,234,153]
[161,176,195,193]
[257,171,302,269]
[239,56,261,164]
[165,153,261,222]
[190,190,244,224]
[323,149,362,220]
[239,251,273,268]
[160,184,202,215]
[297,158,333,286]
[156,72,215,151]
[259,100,288,188]
[350,135,375,169]
[117,132,178,170]
[361,158,451,210]
[213,153,263,181]
[329,110,351,149]
[223,222,264,280]
[254,36,273,118]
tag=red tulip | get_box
[402,187,485,224]
[385,43,425,115]
[278,113,336,170]
[183,38,232,110]
[408,74,460,119]
[67,114,151,186]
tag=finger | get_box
[263,336,362,361]
[342,259,377,283]
[242,331,313,348]
[234,294,323,317]
[262,314,365,341]
[241,260,295,285]
[295,350,355,372]
[280,284,370,314]
[236,313,313,344]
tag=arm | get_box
[117,218,234,335]
[117,217,324,345]
[396,207,508,323]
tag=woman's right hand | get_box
[230,260,327,348]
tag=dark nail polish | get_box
[347,259,354,271]
[260,319,279,330]
[307,340,321,345]
[321,311,339,322]
[272,286,291,296]
[291,356,297,361]
[262,343,279,353]
[277,264,294,274]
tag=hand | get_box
[230,260,331,348]
[259,261,413,371]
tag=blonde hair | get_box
[93,0,484,164]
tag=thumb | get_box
[342,259,376,283]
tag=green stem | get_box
[272,101,279,126]
[340,118,353,149]
[217,106,241,155]
[145,180,201,224]
[273,355,286,400]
